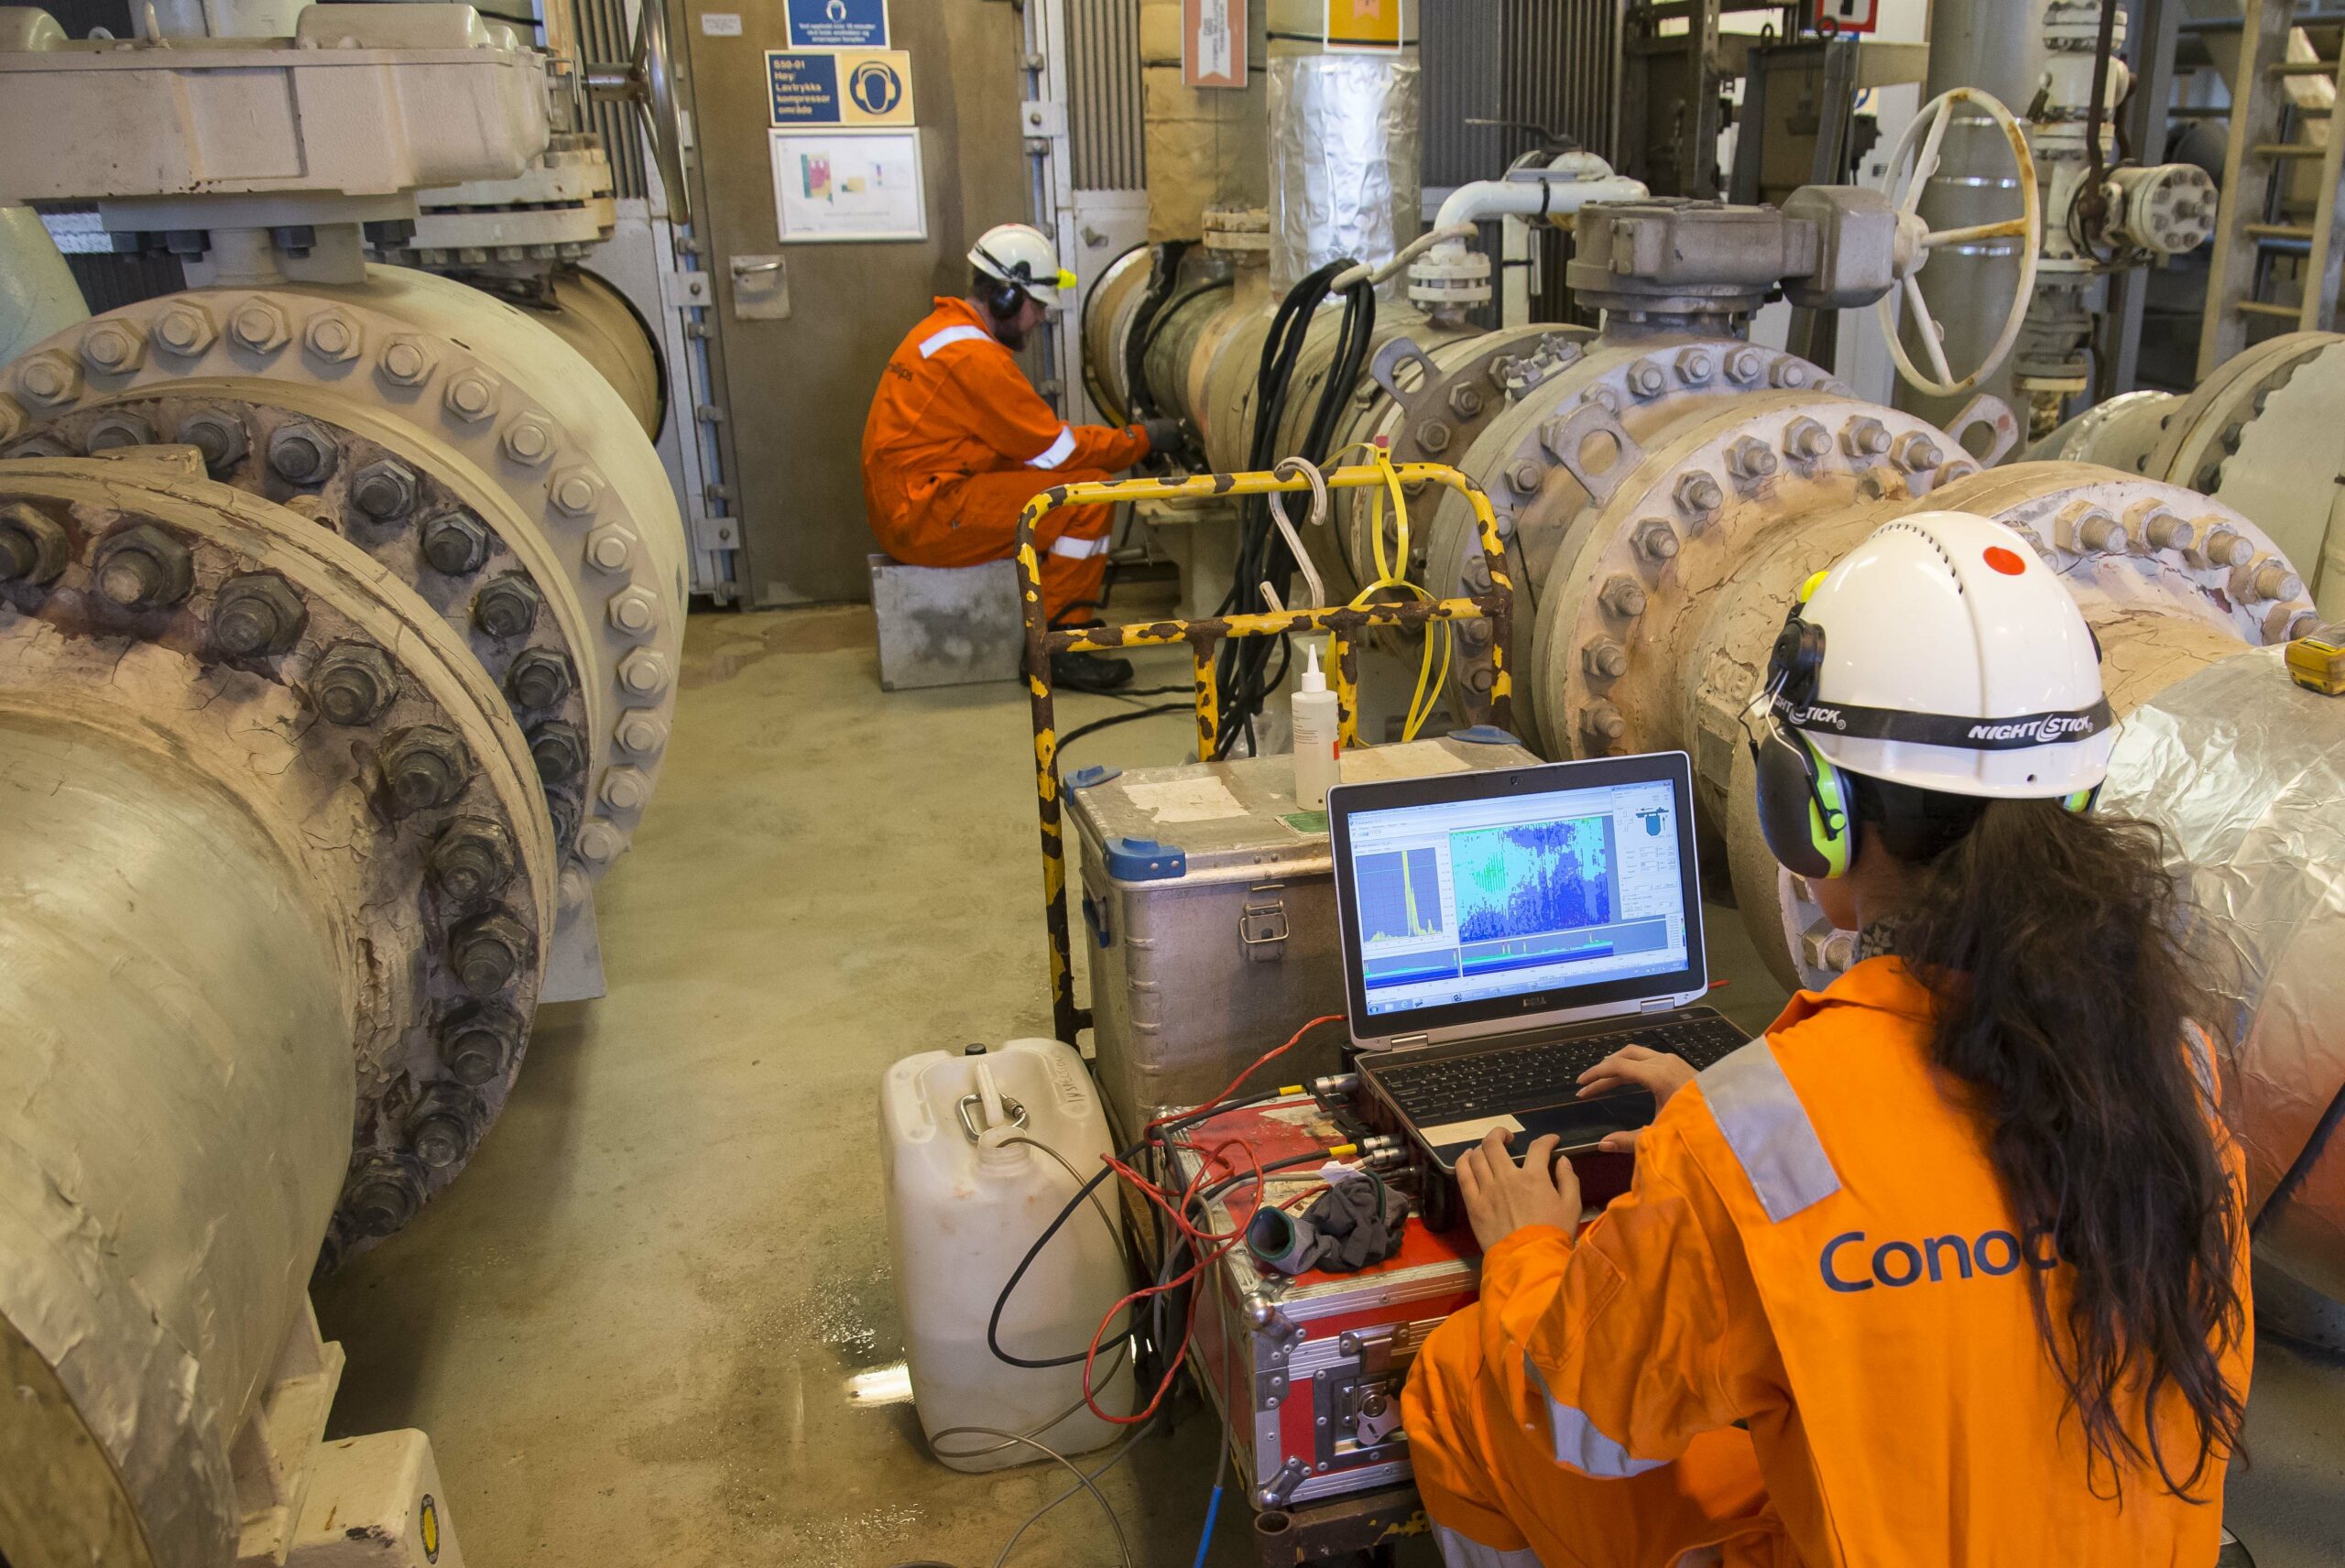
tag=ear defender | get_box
[2061,783,2100,814]
[1755,725,1854,879]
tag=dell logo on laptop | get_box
[1520,994,1547,1009]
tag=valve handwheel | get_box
[587,0,691,230]
[1876,86,2041,399]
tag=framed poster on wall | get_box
[769,129,928,243]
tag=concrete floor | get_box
[316,597,2345,1567]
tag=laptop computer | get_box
[1326,750,1749,1210]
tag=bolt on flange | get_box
[428,815,518,902]
[1674,472,1724,527]
[474,572,544,638]
[349,458,420,523]
[179,409,250,472]
[406,1084,485,1171]
[267,421,340,485]
[1632,518,1680,563]
[344,1153,426,1237]
[420,508,492,575]
[381,724,472,816]
[440,1001,525,1085]
[92,523,194,610]
[210,572,307,657]
[0,501,71,585]
[527,720,588,783]
[311,638,399,725]
[450,909,533,996]
[1840,418,1892,458]
[506,648,574,711]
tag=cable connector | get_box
[1358,1134,1408,1168]
[1310,1072,1360,1103]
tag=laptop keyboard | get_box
[1374,1013,1751,1126]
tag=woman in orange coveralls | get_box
[1402,510,2252,1568]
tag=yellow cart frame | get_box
[1015,462,1518,1042]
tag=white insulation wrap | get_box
[2101,648,2345,1301]
[1267,41,1422,298]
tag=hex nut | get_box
[92,524,194,610]
[227,299,291,354]
[179,409,250,472]
[210,572,307,658]
[450,909,533,996]
[607,584,659,635]
[1770,360,1812,389]
[80,321,147,374]
[1727,437,1779,480]
[1581,702,1628,744]
[440,1001,525,1085]
[506,648,574,711]
[1674,347,1715,385]
[616,710,670,756]
[344,1154,424,1238]
[16,352,82,406]
[1632,518,1680,563]
[1417,419,1452,454]
[267,421,340,485]
[1598,574,1648,618]
[381,724,472,816]
[303,312,364,364]
[616,648,670,696]
[1626,361,1666,398]
[601,766,651,811]
[576,820,626,862]
[0,502,71,585]
[311,639,399,724]
[154,304,217,356]
[527,720,588,784]
[1841,418,1892,458]
[420,508,492,575]
[503,416,558,465]
[1582,638,1629,679]
[474,572,544,639]
[349,458,419,522]
[546,789,582,851]
[406,1086,483,1171]
[1723,346,1764,385]
[1674,472,1724,525]
[1457,619,1492,648]
[1446,384,1483,419]
[428,814,518,902]
[1936,460,1980,485]
[82,411,157,452]
[7,432,74,459]
[0,396,23,444]
[444,371,502,423]
[1466,665,1496,693]
[1505,460,1543,496]
[584,523,638,574]
[378,335,437,387]
[551,467,604,517]
[1893,433,1943,473]
[1783,419,1832,462]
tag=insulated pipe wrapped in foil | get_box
[1267,41,1421,299]
[2100,648,2345,1301]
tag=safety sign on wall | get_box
[768,49,915,127]
[1325,0,1407,49]
[1183,0,1244,88]
[785,0,888,49]
[1815,0,1879,32]
[771,128,926,243]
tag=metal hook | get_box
[1260,457,1329,614]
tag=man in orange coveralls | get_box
[862,222,1182,691]
[1402,510,2252,1567]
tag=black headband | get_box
[1773,693,2116,752]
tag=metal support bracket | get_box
[1542,401,1647,506]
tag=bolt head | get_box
[210,572,306,657]
[1674,472,1724,523]
[379,335,437,387]
[1785,419,1832,461]
[80,321,147,374]
[227,299,291,354]
[408,1092,480,1171]
[420,508,492,575]
[444,371,503,423]
[381,724,471,816]
[616,648,670,696]
[344,1155,423,1237]
[441,1002,524,1085]
[1674,347,1715,385]
[349,458,419,522]
[607,584,659,635]
[507,648,574,712]
[502,415,558,466]
[1633,518,1681,562]
[0,502,71,585]
[1582,638,1629,679]
[600,765,650,811]
[303,311,364,364]
[1599,574,1648,619]
[551,466,604,517]
[1724,347,1763,385]
[16,351,82,407]
[616,710,669,756]
[1446,384,1483,419]
[178,409,250,472]
[311,639,399,724]
[429,815,518,902]
[577,820,626,862]
[1581,702,1628,743]
[1771,360,1812,388]
[1729,437,1779,480]
[267,421,340,485]
[1505,460,1543,495]
[451,909,532,996]
[1895,434,1943,473]
[1418,419,1452,454]
[528,720,587,783]
[83,411,157,452]
[584,523,638,573]
[154,304,217,356]
[92,523,194,610]
[1842,418,1892,458]
[474,572,544,639]
[1627,362,1666,397]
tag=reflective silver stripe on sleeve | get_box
[2185,1024,2217,1100]
[1026,424,1078,470]
[1697,1039,1841,1223]
[1522,1355,1668,1478]
[918,324,990,358]
[1432,1525,1543,1568]
[1047,532,1107,560]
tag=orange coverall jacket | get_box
[861,298,1151,619]
[1403,956,2252,1567]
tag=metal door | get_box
[679,0,1031,605]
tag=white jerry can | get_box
[880,1037,1133,1472]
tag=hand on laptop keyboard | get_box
[1576,1047,1697,1152]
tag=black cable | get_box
[1057,704,1190,748]
[1124,241,1194,425]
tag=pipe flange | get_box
[0,457,554,1251]
[0,270,683,897]
[2142,331,2338,495]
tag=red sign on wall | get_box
[1183,0,1246,88]
[1816,0,1880,33]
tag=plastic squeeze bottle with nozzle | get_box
[1292,639,1341,810]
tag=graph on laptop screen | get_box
[1347,779,1689,1017]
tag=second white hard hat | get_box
[968,223,1075,308]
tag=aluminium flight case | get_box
[1065,729,1537,1143]
[1165,1094,1482,1512]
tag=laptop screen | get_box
[1328,753,1707,1039]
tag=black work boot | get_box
[1050,648,1135,692]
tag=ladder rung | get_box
[2255,143,2329,157]
[2237,300,2305,319]
[2247,223,2318,239]
[2269,60,2341,76]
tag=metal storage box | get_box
[866,554,1022,691]
[1065,729,1536,1139]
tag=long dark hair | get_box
[1862,782,2248,1499]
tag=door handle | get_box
[727,256,791,321]
[731,257,784,275]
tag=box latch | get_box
[1338,1323,1414,1377]
[1238,885,1289,962]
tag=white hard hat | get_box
[1765,510,2113,800]
[968,222,1074,308]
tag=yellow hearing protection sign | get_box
[767,49,916,127]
